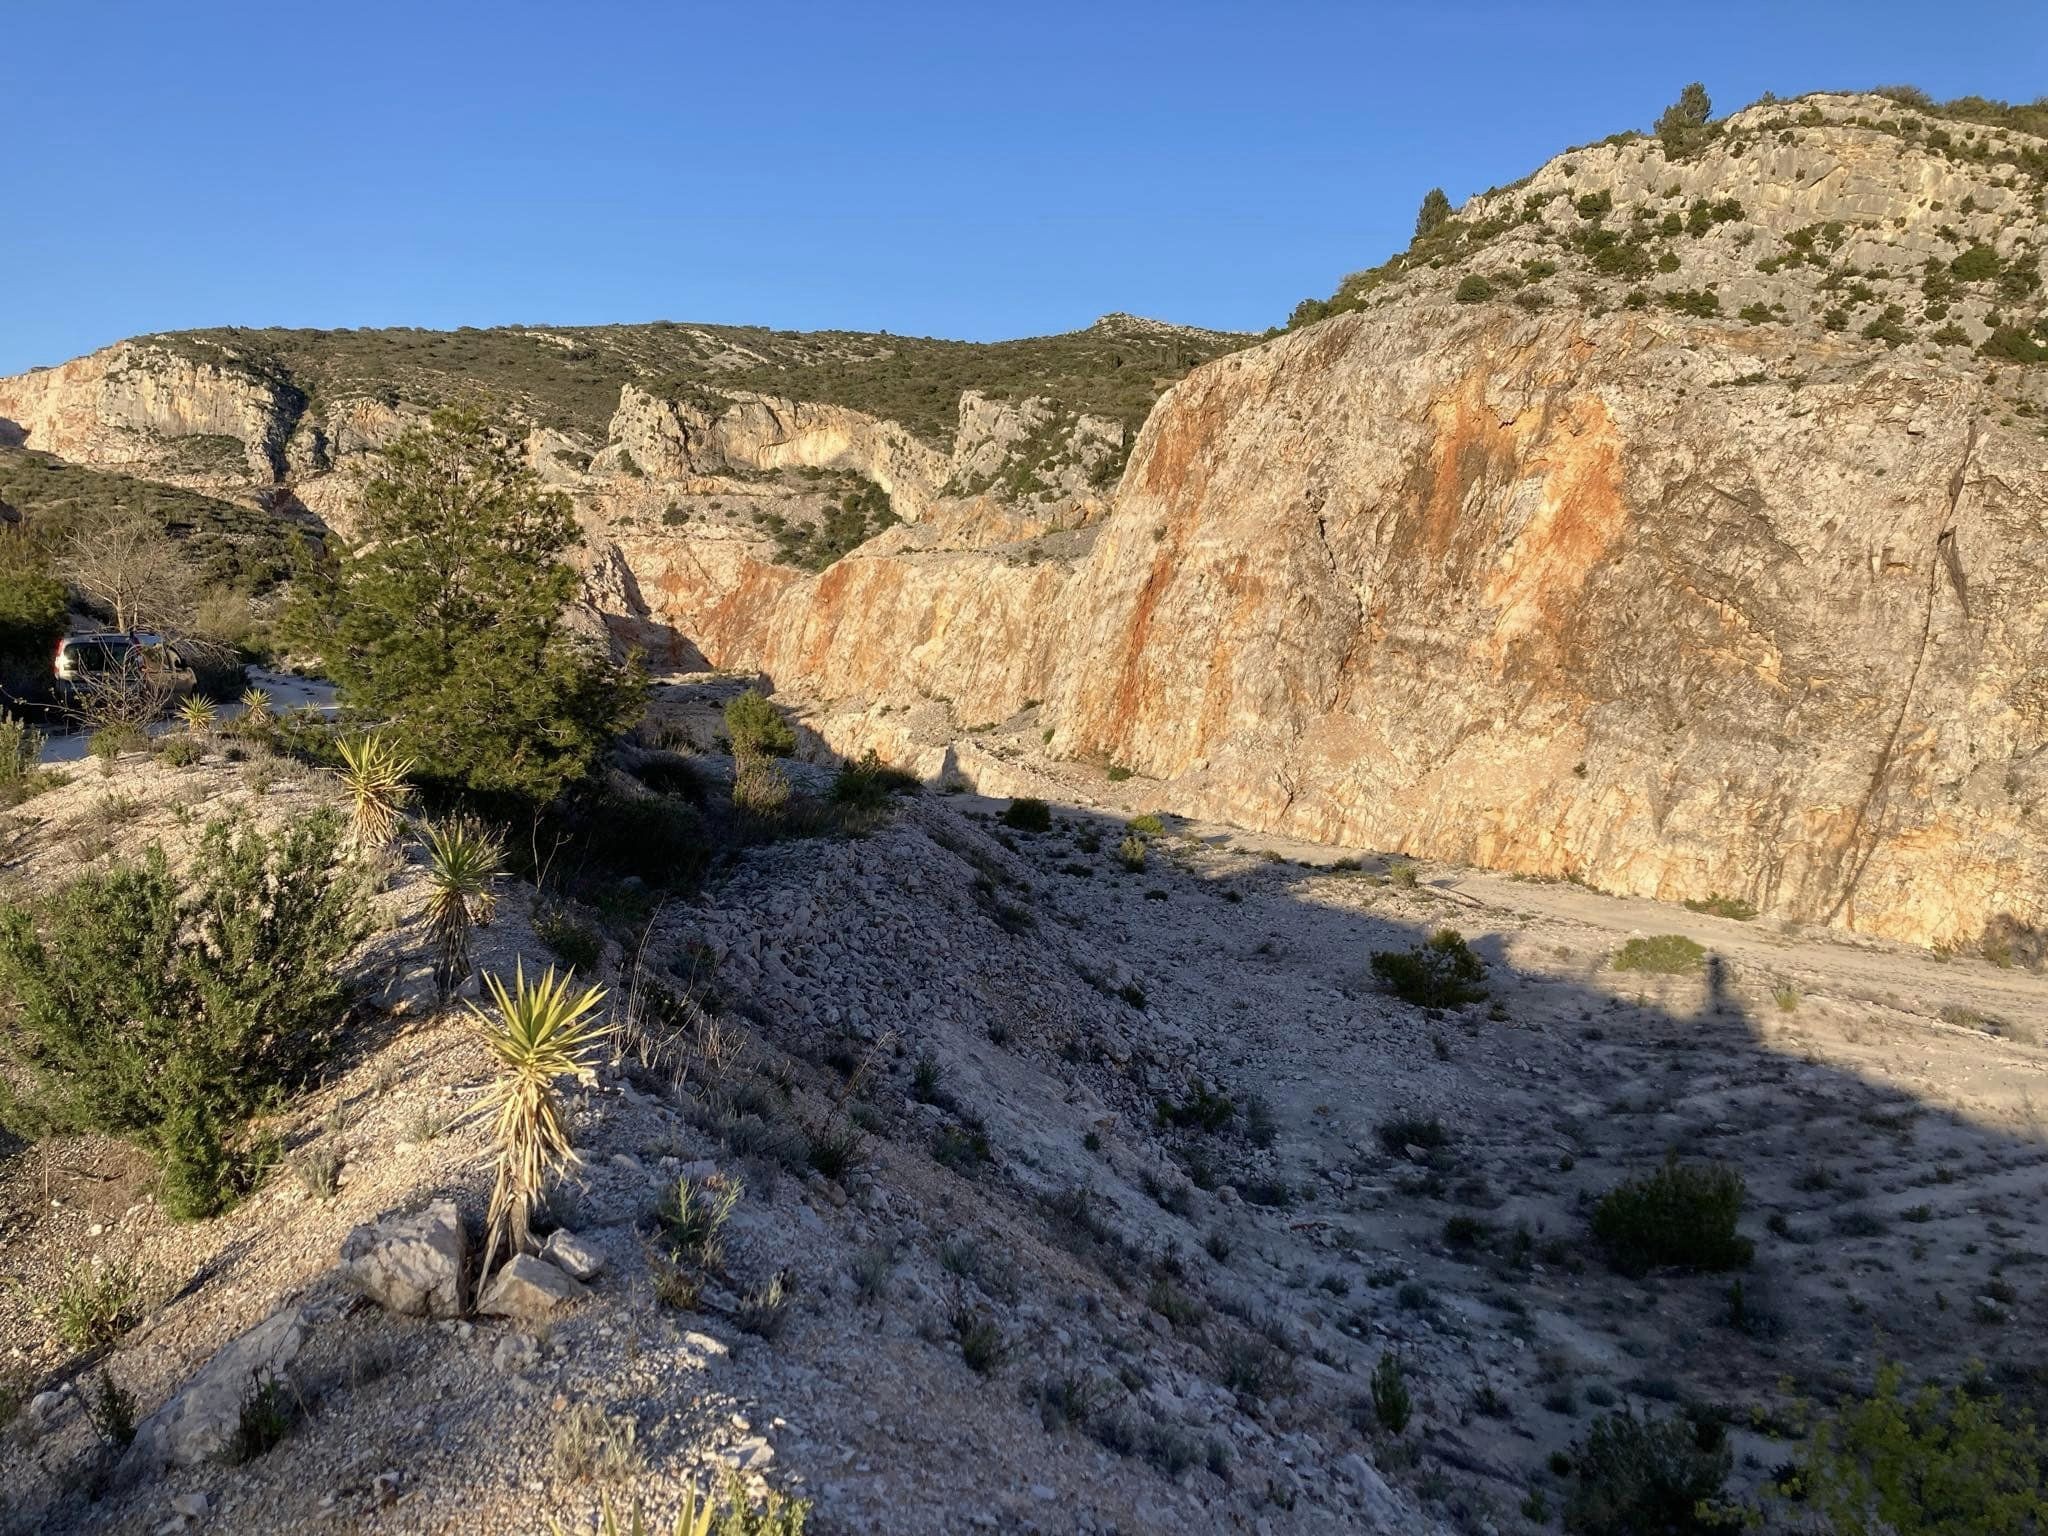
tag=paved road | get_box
[38,668,338,765]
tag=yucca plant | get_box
[179,695,217,737]
[334,733,414,851]
[421,816,503,1001]
[237,686,274,732]
[547,1473,807,1536]
[474,962,609,1285]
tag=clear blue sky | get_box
[6,1,2044,373]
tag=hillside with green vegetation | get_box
[148,313,1251,448]
[1285,85,2048,373]
[0,446,307,592]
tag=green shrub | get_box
[724,689,796,758]
[1951,245,2002,282]
[1454,274,1496,304]
[1370,1354,1412,1434]
[1127,813,1164,839]
[1566,1407,1735,1535]
[830,749,919,810]
[1105,763,1134,783]
[1592,1157,1752,1276]
[732,758,791,817]
[1681,895,1756,921]
[1982,326,2048,363]
[1788,1361,2048,1535]
[1370,928,1488,1008]
[0,710,44,782]
[1002,797,1052,832]
[535,908,604,973]
[1612,934,1707,974]
[577,791,710,889]
[1662,289,1721,317]
[1117,834,1146,872]
[0,811,365,1218]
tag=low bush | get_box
[1001,797,1052,832]
[1565,1407,1735,1535]
[0,812,365,1218]
[830,749,919,810]
[1612,934,1707,974]
[1370,929,1487,1008]
[1371,1354,1412,1434]
[1682,894,1757,921]
[1592,1157,1752,1276]
[1127,813,1164,839]
[1787,1361,2048,1534]
[724,689,795,758]
[1455,273,1496,303]
[732,759,791,818]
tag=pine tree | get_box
[286,409,642,807]
[1414,187,1453,241]
[1655,83,1713,157]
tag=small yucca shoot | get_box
[238,686,274,730]
[179,695,217,736]
[474,961,609,1284]
[421,816,502,1001]
[334,733,414,850]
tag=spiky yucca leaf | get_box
[421,816,503,1001]
[546,1485,711,1536]
[179,695,217,736]
[334,732,414,850]
[473,961,609,1284]
[545,1473,807,1536]
[238,686,273,729]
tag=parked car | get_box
[53,632,197,701]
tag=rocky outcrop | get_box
[634,96,2048,950]
[117,1305,306,1479]
[341,1200,467,1317]
[1032,301,2048,948]
[598,384,1123,523]
[0,341,302,483]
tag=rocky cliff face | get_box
[0,341,302,486]
[1042,303,2047,948]
[629,93,2048,949]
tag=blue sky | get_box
[5,1,2044,372]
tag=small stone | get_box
[373,1469,402,1505]
[477,1254,588,1320]
[540,1229,607,1282]
[170,1492,210,1519]
[492,1333,540,1374]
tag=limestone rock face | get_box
[1036,303,2048,947]
[341,1200,467,1317]
[117,1305,305,1479]
[0,341,300,483]
[601,385,953,520]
